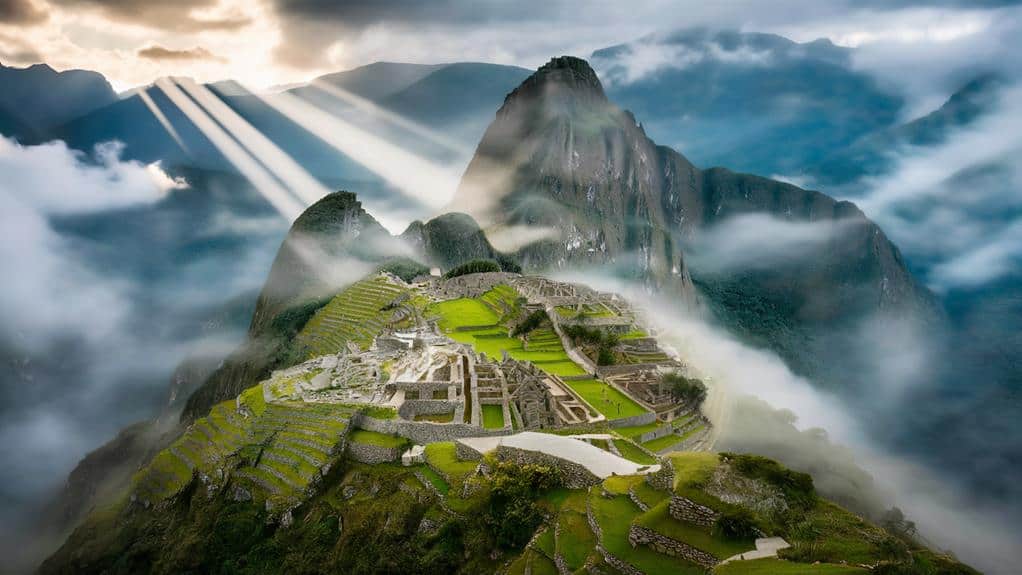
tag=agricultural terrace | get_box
[296,276,410,358]
[429,286,586,377]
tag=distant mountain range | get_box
[1,31,1000,191]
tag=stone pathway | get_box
[719,537,791,564]
[457,432,659,478]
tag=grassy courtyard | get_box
[562,378,647,419]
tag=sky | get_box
[0,0,1018,91]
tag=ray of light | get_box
[176,78,330,206]
[137,87,189,156]
[309,80,471,157]
[155,77,306,221]
[246,86,461,213]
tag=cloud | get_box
[553,268,1019,573]
[47,0,250,32]
[138,45,225,62]
[0,0,46,25]
[852,85,1022,292]
[0,138,290,570]
[682,213,859,275]
[592,31,777,85]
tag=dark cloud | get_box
[0,0,48,25]
[47,0,250,32]
[138,45,225,62]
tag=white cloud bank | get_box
[0,137,185,349]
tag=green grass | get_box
[669,452,720,490]
[612,438,658,465]
[481,404,505,429]
[416,466,449,495]
[636,500,754,559]
[714,558,868,574]
[615,422,662,440]
[348,430,407,448]
[603,475,644,495]
[632,481,670,509]
[619,328,648,339]
[556,510,596,570]
[430,290,588,377]
[424,442,478,484]
[532,525,556,558]
[361,405,397,420]
[780,500,893,565]
[589,492,705,575]
[642,433,684,452]
[431,297,500,329]
[562,378,647,419]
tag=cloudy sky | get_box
[0,0,1018,91]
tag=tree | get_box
[662,372,707,406]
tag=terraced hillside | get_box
[133,384,357,509]
[295,275,411,358]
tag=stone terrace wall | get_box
[645,457,674,490]
[638,423,675,443]
[433,272,520,300]
[668,495,719,526]
[347,441,402,464]
[354,413,508,445]
[494,445,600,489]
[628,524,718,569]
[398,399,460,420]
[607,411,657,428]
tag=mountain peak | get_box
[501,55,607,112]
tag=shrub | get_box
[721,453,816,510]
[443,259,501,279]
[662,373,707,406]
[496,254,522,273]
[377,257,430,282]
[512,309,548,336]
[485,460,561,549]
[714,508,759,540]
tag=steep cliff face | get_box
[182,192,398,420]
[454,56,695,294]
[454,56,936,385]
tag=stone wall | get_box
[346,441,401,464]
[433,272,520,300]
[398,399,460,420]
[628,524,718,569]
[645,457,674,491]
[637,422,675,443]
[353,413,508,445]
[668,495,719,526]
[494,445,599,489]
[607,411,657,428]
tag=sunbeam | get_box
[176,78,330,207]
[245,85,462,217]
[154,78,306,221]
[309,79,472,157]
[137,88,190,157]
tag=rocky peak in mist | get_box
[455,55,937,388]
[456,55,696,294]
[0,61,117,141]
